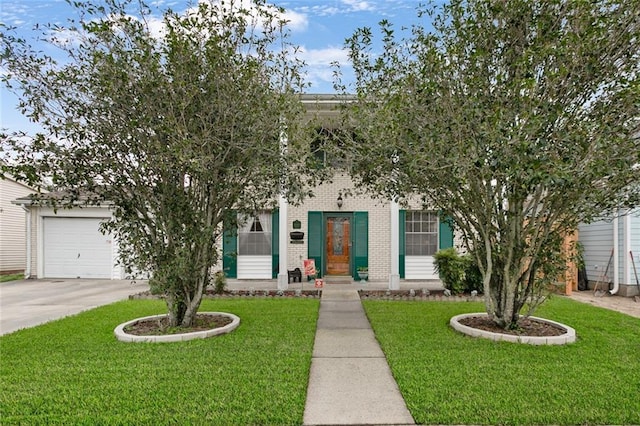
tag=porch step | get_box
[323,275,353,284]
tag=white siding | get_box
[578,219,614,283]
[580,209,640,290]
[237,255,272,279]
[0,178,35,273]
[628,211,640,286]
[405,256,437,279]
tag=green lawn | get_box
[3,296,638,425]
[363,296,640,425]
[0,298,319,425]
[0,273,24,283]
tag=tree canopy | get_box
[340,0,640,328]
[1,0,317,326]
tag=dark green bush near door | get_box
[434,248,482,294]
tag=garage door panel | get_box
[43,217,113,279]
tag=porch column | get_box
[389,201,400,290]
[277,124,289,290]
[277,195,289,290]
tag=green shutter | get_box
[439,213,454,249]
[308,211,323,278]
[399,210,405,279]
[353,212,368,279]
[272,210,279,278]
[222,211,237,278]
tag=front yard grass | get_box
[0,298,319,425]
[3,294,638,425]
[0,273,24,283]
[363,296,640,425]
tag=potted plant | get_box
[357,266,369,281]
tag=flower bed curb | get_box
[450,312,576,345]
[114,312,240,343]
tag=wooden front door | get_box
[326,216,351,275]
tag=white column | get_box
[277,125,289,290]
[389,201,400,290]
[277,195,289,290]
[22,206,32,278]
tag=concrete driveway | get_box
[0,278,149,335]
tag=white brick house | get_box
[221,95,454,289]
[220,173,454,289]
[11,95,455,287]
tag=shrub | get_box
[434,248,466,294]
[213,271,227,294]
[462,256,483,294]
[434,248,483,295]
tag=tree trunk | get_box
[166,294,187,328]
[180,272,207,327]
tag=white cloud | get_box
[295,45,352,91]
[193,0,308,32]
[281,9,308,32]
[298,46,349,66]
[293,0,376,17]
[341,0,374,12]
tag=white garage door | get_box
[43,217,113,278]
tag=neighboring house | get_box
[0,175,37,275]
[578,209,640,297]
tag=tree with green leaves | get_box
[1,0,316,327]
[339,0,640,329]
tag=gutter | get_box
[21,205,31,279]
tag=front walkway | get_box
[303,283,415,426]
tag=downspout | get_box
[21,205,31,279]
[623,210,631,288]
[610,211,619,295]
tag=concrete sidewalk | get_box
[303,283,415,426]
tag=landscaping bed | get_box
[131,288,323,299]
[359,289,480,301]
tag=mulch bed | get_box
[124,314,232,336]
[458,315,566,337]
[130,289,322,300]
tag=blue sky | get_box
[0,0,433,135]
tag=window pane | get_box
[405,210,438,256]
[238,213,272,255]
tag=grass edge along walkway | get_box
[0,298,319,425]
[363,296,640,425]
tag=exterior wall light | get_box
[337,194,343,208]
